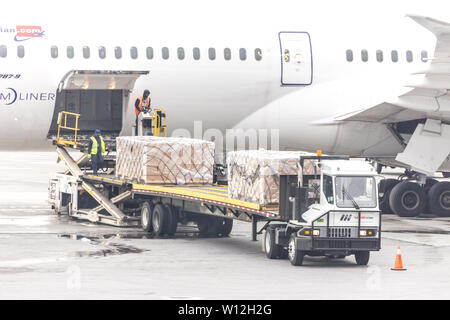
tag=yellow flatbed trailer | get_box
[49,147,282,240]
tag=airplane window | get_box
[146,47,153,59]
[193,47,200,60]
[17,45,25,58]
[421,50,428,62]
[177,47,185,60]
[51,46,58,59]
[406,50,413,63]
[346,49,353,62]
[239,48,247,61]
[162,47,169,60]
[83,46,90,59]
[255,48,262,61]
[224,48,231,60]
[0,45,6,58]
[208,47,216,60]
[376,50,383,62]
[115,47,122,59]
[67,46,74,59]
[361,49,368,62]
[99,46,106,59]
[130,47,138,59]
[391,50,398,62]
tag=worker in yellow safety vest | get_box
[134,89,151,135]
[88,129,106,175]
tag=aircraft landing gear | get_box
[428,181,450,217]
[389,181,426,217]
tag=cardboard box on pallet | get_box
[227,150,316,206]
[116,136,215,184]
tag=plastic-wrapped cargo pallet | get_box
[116,136,215,184]
[227,150,314,206]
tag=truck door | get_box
[279,32,313,85]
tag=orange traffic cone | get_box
[391,246,407,271]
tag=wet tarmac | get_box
[1,152,450,299]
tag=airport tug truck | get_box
[263,155,381,266]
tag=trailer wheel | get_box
[354,251,370,265]
[141,202,153,232]
[165,205,178,236]
[67,202,74,220]
[264,227,281,259]
[378,179,398,214]
[288,235,304,266]
[152,204,168,236]
[389,181,426,217]
[428,181,450,217]
[197,216,210,236]
[217,218,233,237]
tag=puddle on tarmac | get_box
[57,233,149,258]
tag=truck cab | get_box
[263,156,381,266]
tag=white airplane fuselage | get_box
[0,1,441,161]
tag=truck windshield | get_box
[335,176,376,208]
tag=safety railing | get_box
[55,111,81,148]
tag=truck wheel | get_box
[264,227,281,259]
[288,235,304,266]
[389,181,426,217]
[164,205,178,236]
[217,218,233,237]
[152,204,168,236]
[428,182,450,217]
[354,251,370,265]
[141,202,153,232]
[378,179,398,214]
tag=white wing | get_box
[336,15,450,175]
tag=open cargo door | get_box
[49,70,149,138]
[58,70,149,91]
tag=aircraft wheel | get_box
[424,178,439,214]
[389,181,426,217]
[429,182,450,217]
[378,179,398,214]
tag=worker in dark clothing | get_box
[88,129,106,175]
[135,89,151,135]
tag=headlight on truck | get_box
[299,228,320,237]
[360,229,377,237]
